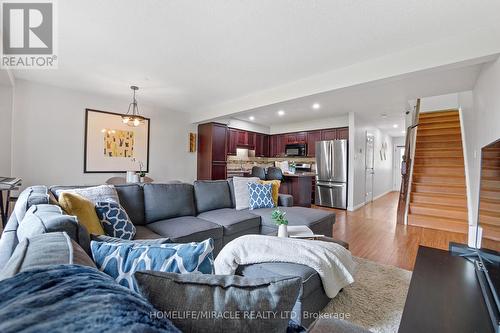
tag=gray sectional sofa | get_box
[1,180,338,327]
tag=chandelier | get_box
[122,85,145,127]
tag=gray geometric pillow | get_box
[135,271,301,332]
[55,185,119,204]
[0,232,96,280]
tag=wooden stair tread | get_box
[419,110,459,118]
[412,182,465,188]
[410,202,467,212]
[408,213,468,234]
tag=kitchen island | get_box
[280,172,315,207]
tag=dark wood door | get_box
[262,135,270,157]
[227,128,238,155]
[211,162,227,180]
[336,127,349,140]
[321,129,337,141]
[212,123,227,162]
[307,130,321,157]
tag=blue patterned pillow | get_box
[95,201,136,240]
[91,239,214,291]
[248,183,275,210]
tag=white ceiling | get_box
[11,0,500,116]
[228,63,484,137]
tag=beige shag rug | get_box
[321,257,411,333]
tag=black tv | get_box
[476,138,500,332]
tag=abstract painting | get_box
[104,130,135,157]
[84,109,150,173]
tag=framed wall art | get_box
[84,109,150,173]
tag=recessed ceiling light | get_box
[277,110,285,116]
[312,103,320,110]
[401,130,406,134]
[393,124,398,128]
[381,113,388,119]
[248,116,255,121]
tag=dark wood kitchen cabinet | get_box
[237,130,247,146]
[197,122,227,180]
[285,132,307,144]
[227,128,238,156]
[306,130,322,157]
[255,133,270,157]
[321,129,337,141]
[247,132,256,148]
[270,134,285,157]
[335,127,349,140]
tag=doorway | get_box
[393,146,405,191]
[365,132,375,203]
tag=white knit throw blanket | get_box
[214,235,357,298]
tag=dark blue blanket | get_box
[0,265,180,333]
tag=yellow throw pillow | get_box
[58,192,105,235]
[258,180,281,207]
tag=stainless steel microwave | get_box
[285,144,307,157]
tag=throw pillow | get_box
[134,271,301,333]
[248,183,275,210]
[56,185,119,204]
[232,176,260,210]
[91,239,214,291]
[91,234,171,245]
[258,180,281,206]
[58,192,106,235]
[95,202,136,240]
[0,232,96,281]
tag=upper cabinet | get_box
[336,127,349,140]
[255,133,270,157]
[306,130,322,157]
[320,129,337,141]
[285,132,307,144]
[227,128,238,156]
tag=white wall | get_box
[219,118,270,134]
[462,58,500,245]
[11,80,196,189]
[348,113,394,210]
[270,114,348,134]
[0,84,13,176]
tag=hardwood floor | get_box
[315,191,467,271]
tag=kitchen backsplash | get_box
[227,155,316,171]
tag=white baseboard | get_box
[348,190,396,211]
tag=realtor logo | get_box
[1,0,57,68]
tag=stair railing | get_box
[397,98,421,225]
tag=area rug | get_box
[321,257,411,333]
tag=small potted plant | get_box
[271,208,288,238]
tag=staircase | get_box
[408,110,468,233]
[479,141,500,250]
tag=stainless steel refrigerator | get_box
[315,140,348,209]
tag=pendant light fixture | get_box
[122,85,145,127]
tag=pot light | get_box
[393,124,398,128]
[402,130,406,134]
[277,110,285,116]
[312,103,320,110]
[249,116,255,121]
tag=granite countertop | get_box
[283,172,316,177]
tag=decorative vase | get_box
[132,174,140,183]
[140,176,145,183]
[126,171,136,183]
[278,224,288,238]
